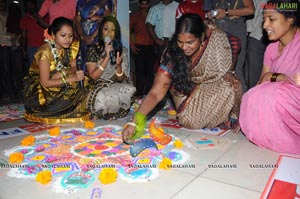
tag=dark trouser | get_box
[245,36,267,89]
[11,47,24,95]
[0,46,15,98]
[0,46,24,99]
[134,45,155,97]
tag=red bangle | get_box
[270,73,280,82]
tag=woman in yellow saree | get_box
[23,17,90,124]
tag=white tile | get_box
[166,130,245,176]
[173,177,261,199]
[0,169,196,199]
[98,170,196,199]
[201,139,279,192]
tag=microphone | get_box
[104,36,117,65]
[104,36,111,45]
[76,56,84,90]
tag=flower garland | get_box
[47,39,71,72]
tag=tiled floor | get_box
[0,112,280,199]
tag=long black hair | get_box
[264,0,300,27]
[162,13,205,95]
[98,16,122,44]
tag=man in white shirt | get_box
[162,0,179,40]
[146,0,178,69]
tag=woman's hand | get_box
[257,72,273,84]
[51,72,62,79]
[224,71,240,91]
[104,41,113,58]
[293,73,300,86]
[116,52,123,66]
[73,70,85,82]
[122,125,136,144]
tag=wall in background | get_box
[117,0,129,50]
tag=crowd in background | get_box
[0,0,299,154]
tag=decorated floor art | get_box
[0,103,25,122]
[185,134,231,150]
[3,122,190,194]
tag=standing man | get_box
[245,0,268,89]
[204,0,254,92]
[20,0,45,75]
[130,0,155,99]
[37,0,76,28]
[146,0,177,71]
[162,0,179,41]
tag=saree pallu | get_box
[240,31,300,154]
[171,25,242,129]
[23,41,90,124]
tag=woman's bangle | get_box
[131,112,147,139]
[271,73,280,82]
[126,122,136,127]
[98,64,105,71]
[115,70,124,77]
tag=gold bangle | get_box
[115,70,124,77]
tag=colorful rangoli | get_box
[0,103,25,122]
[3,125,190,194]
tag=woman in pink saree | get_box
[240,0,300,154]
